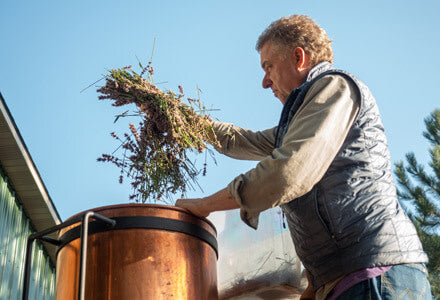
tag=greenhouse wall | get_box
[0,167,55,300]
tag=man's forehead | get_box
[261,42,293,67]
[260,41,273,55]
[260,42,274,67]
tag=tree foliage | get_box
[394,109,440,297]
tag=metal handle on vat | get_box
[22,211,116,300]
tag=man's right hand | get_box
[300,270,315,300]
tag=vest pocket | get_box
[314,187,336,240]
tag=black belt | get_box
[58,216,218,258]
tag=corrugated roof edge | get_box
[0,92,62,264]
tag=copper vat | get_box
[55,204,218,300]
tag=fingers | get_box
[174,199,186,208]
[175,198,209,218]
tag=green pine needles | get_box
[97,62,218,204]
[394,109,440,297]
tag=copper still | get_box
[55,204,218,300]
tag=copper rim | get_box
[65,203,217,234]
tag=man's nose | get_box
[262,74,272,89]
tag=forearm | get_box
[205,187,240,212]
[212,121,276,161]
[175,187,240,217]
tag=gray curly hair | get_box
[256,15,334,66]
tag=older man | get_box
[176,15,432,299]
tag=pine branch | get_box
[394,161,414,200]
[423,109,440,146]
[395,108,440,298]
[430,145,440,196]
[405,153,437,193]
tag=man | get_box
[176,15,432,299]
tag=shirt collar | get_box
[305,61,333,83]
[283,61,334,108]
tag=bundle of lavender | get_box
[97,62,218,204]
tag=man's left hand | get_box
[175,198,211,218]
[175,187,240,218]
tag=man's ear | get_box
[293,47,308,71]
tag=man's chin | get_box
[272,91,286,104]
[277,95,287,105]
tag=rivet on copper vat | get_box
[55,204,218,300]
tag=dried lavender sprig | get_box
[97,62,218,204]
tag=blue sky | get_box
[1,0,439,221]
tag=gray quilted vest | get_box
[277,62,427,289]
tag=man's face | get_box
[260,42,305,104]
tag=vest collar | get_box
[275,61,335,148]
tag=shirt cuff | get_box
[227,175,260,229]
[211,121,232,154]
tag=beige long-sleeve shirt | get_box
[213,74,360,229]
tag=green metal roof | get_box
[0,92,61,264]
[0,168,56,299]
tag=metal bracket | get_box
[22,211,116,300]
